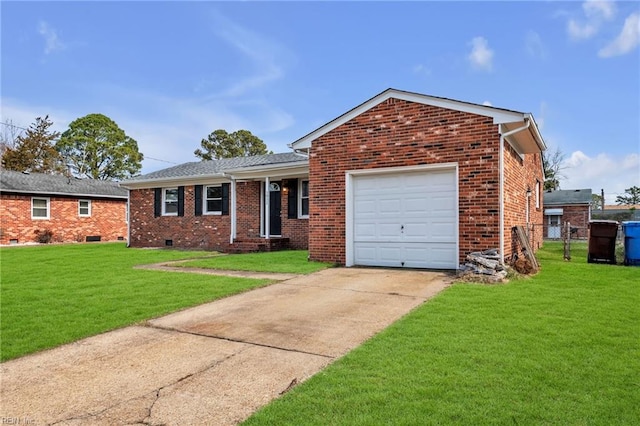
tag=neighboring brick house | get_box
[0,170,128,245]
[543,189,592,239]
[122,88,546,269]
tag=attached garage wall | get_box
[308,97,503,266]
[347,166,458,269]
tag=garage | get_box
[347,166,458,269]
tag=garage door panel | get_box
[354,223,377,239]
[378,199,402,215]
[354,242,457,269]
[352,168,458,269]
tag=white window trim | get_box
[32,197,50,220]
[203,184,223,215]
[79,199,92,217]
[162,187,179,216]
[298,179,309,219]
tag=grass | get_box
[176,250,332,274]
[0,243,281,361]
[244,242,640,425]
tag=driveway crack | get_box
[49,347,252,426]
[145,322,334,360]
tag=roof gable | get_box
[290,88,546,154]
[0,170,128,198]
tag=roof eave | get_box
[120,173,227,189]
[120,161,310,189]
[1,189,128,199]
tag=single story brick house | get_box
[0,170,128,245]
[543,189,592,239]
[122,88,546,269]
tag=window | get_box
[32,197,50,219]
[299,180,309,218]
[535,180,541,209]
[204,185,223,214]
[163,188,179,215]
[79,200,91,217]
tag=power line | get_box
[144,156,178,165]
[0,121,28,131]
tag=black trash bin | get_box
[587,220,619,264]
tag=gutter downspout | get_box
[498,119,531,264]
[126,189,131,247]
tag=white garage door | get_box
[352,168,457,269]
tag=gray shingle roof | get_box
[122,152,307,183]
[544,189,592,206]
[0,170,128,198]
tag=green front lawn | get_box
[177,250,332,274]
[245,242,640,425]
[0,243,276,361]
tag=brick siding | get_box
[0,193,127,244]
[307,98,544,265]
[128,179,308,251]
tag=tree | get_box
[615,186,640,205]
[0,119,21,159]
[590,193,604,211]
[194,129,271,160]
[542,147,567,191]
[1,116,64,174]
[57,114,143,180]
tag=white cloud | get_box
[567,0,617,41]
[525,31,547,59]
[482,101,492,106]
[468,36,494,72]
[38,21,66,54]
[412,64,431,77]
[598,12,640,57]
[562,150,640,203]
[207,11,292,98]
[583,0,617,20]
[567,19,599,40]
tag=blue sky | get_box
[2,1,639,203]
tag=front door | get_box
[264,182,282,236]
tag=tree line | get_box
[1,115,270,181]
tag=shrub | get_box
[34,229,54,244]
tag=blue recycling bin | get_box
[622,221,640,266]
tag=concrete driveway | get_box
[1,267,450,425]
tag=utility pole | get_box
[601,189,605,210]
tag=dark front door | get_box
[269,183,282,236]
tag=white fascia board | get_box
[290,88,529,150]
[120,174,227,189]
[120,163,310,189]
[223,162,309,180]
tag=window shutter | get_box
[221,183,230,216]
[154,188,162,217]
[194,185,203,216]
[177,186,185,217]
[287,179,298,219]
